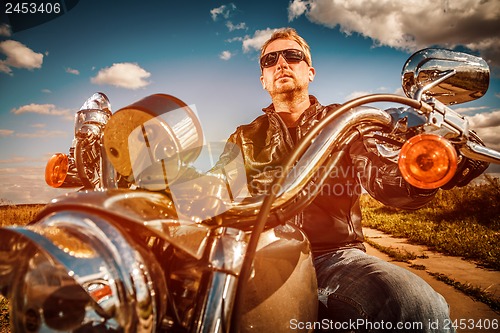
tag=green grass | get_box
[361,175,500,270]
[0,204,45,228]
[363,237,430,263]
[428,272,500,312]
[0,296,8,333]
[362,176,500,312]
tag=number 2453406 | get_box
[5,2,61,14]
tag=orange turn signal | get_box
[45,153,69,188]
[398,134,458,189]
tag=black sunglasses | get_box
[260,49,307,68]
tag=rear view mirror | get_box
[401,48,489,105]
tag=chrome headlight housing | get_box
[0,210,167,332]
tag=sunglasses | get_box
[260,49,307,68]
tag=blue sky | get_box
[1,0,499,203]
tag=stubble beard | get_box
[269,77,308,103]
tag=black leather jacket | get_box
[217,96,436,256]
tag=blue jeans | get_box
[314,248,455,332]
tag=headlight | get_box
[0,210,167,332]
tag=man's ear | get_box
[260,75,266,89]
[308,67,316,82]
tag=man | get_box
[216,28,485,332]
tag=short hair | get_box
[260,28,312,67]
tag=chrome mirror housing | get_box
[401,48,489,105]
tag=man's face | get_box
[260,39,315,97]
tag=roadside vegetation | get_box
[0,203,45,228]
[0,297,7,333]
[0,204,45,332]
[361,174,500,271]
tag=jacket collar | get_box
[262,95,322,124]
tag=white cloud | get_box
[0,62,11,73]
[0,40,44,74]
[0,157,30,164]
[467,110,500,128]
[0,129,14,137]
[466,110,500,150]
[0,166,73,204]
[15,130,68,139]
[219,50,233,61]
[344,91,373,101]
[91,62,151,89]
[41,89,52,93]
[226,36,243,43]
[343,87,399,101]
[288,0,500,68]
[470,127,500,151]
[453,106,489,114]
[11,103,72,118]
[226,21,247,32]
[0,24,11,37]
[210,4,236,21]
[288,0,308,20]
[65,67,80,75]
[210,4,248,60]
[242,28,280,53]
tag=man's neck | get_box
[272,92,311,127]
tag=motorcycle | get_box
[1,48,499,333]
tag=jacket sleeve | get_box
[212,131,240,171]
[209,130,254,199]
[349,137,437,210]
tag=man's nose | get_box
[276,54,289,69]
